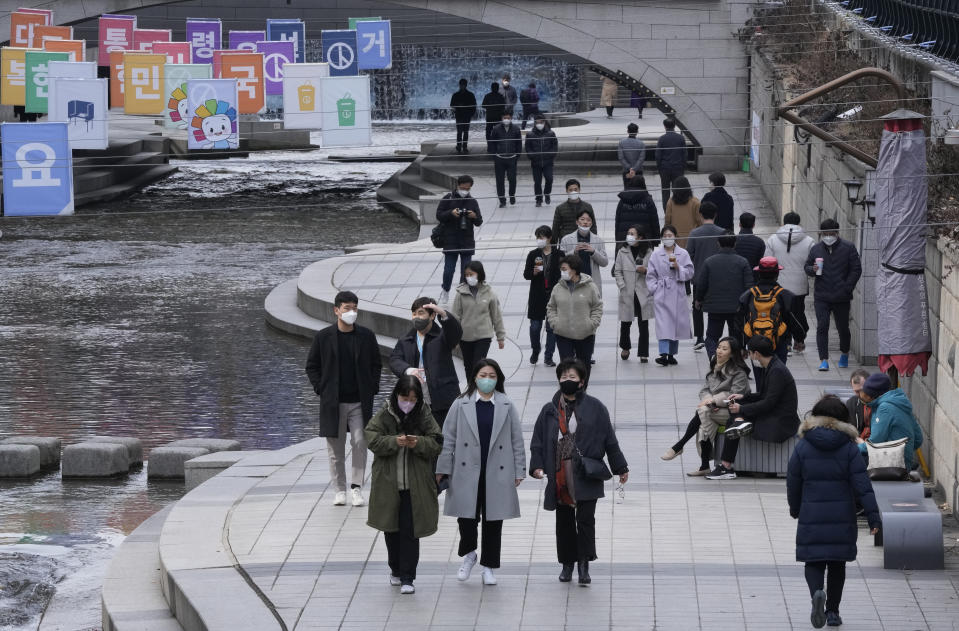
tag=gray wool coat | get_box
[612,246,654,322]
[436,391,526,521]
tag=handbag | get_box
[430,224,445,249]
[574,443,613,481]
[864,437,909,481]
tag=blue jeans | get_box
[658,339,679,355]
[442,251,471,292]
[529,319,556,360]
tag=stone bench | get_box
[872,479,925,505]
[0,444,41,477]
[714,434,800,477]
[0,436,60,469]
[87,436,143,469]
[873,497,944,570]
[62,442,129,478]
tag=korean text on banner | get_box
[320,75,371,147]
[25,51,69,113]
[267,20,306,63]
[187,19,221,64]
[1,47,30,106]
[348,17,381,29]
[44,40,85,62]
[134,29,172,52]
[321,30,358,77]
[212,49,240,79]
[282,63,329,129]
[109,50,125,108]
[220,53,264,114]
[154,42,191,65]
[47,61,97,80]
[229,31,265,52]
[356,20,391,70]
[33,25,71,48]
[48,78,109,150]
[1,122,74,216]
[124,53,165,115]
[186,78,239,150]
[256,40,294,96]
[11,12,47,48]
[98,16,135,65]
[164,63,212,129]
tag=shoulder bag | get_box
[864,437,909,481]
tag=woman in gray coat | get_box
[436,358,525,586]
[612,225,654,362]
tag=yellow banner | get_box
[1,47,33,106]
[123,52,165,115]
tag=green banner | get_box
[25,51,70,114]
[348,17,380,29]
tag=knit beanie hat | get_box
[862,373,892,398]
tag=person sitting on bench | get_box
[706,335,800,480]
[855,373,923,470]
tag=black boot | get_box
[577,560,591,585]
[558,563,574,582]
[700,440,712,470]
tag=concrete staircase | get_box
[73,135,177,208]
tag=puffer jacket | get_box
[859,388,924,469]
[765,224,815,296]
[524,123,558,166]
[787,415,881,562]
[614,189,660,246]
[804,238,863,303]
[546,273,603,340]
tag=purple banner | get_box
[256,40,294,96]
[186,19,221,64]
[229,30,265,52]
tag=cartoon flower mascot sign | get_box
[191,98,238,149]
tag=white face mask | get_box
[502,80,510,86]
[568,191,580,201]
[340,310,358,325]
[823,235,838,246]
[560,270,571,281]
[626,235,637,245]
[536,238,547,248]
[457,188,469,197]
[502,119,512,127]
[465,275,479,287]
[662,238,676,248]
[577,225,591,234]
[535,123,545,130]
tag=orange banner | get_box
[219,52,264,114]
[10,12,47,48]
[109,49,125,108]
[43,39,84,62]
[123,53,166,114]
[32,24,71,48]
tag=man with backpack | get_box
[740,256,801,390]
[435,175,483,305]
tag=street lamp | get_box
[844,178,876,224]
[844,179,862,202]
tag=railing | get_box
[838,0,959,62]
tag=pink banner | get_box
[98,16,135,65]
[153,41,191,65]
[133,28,171,52]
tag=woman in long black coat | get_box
[529,358,628,586]
[787,396,881,629]
[523,225,564,366]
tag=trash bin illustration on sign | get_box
[298,82,315,111]
[337,92,355,126]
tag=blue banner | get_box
[267,19,305,64]
[321,30,358,77]
[356,20,391,70]
[1,122,73,216]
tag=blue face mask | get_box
[475,377,497,394]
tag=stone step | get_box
[74,165,179,208]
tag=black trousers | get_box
[531,162,553,203]
[673,412,701,452]
[494,157,518,203]
[658,169,684,210]
[457,473,503,568]
[384,490,419,583]
[459,338,492,376]
[705,312,741,359]
[556,499,598,563]
[815,300,851,360]
[485,121,497,154]
[785,294,809,347]
[805,561,847,613]
[456,122,470,150]
[619,295,649,356]
[555,334,595,374]
[692,288,705,342]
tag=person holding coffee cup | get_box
[646,225,695,366]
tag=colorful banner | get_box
[186,19,221,64]
[228,31,265,52]
[186,78,239,150]
[25,50,69,113]
[212,49,240,78]
[163,63,212,129]
[321,30,358,77]
[1,122,74,216]
[47,61,97,80]
[220,52,264,114]
[98,15,135,65]
[10,11,47,48]
[44,39,85,62]
[153,41,191,65]
[48,78,109,150]
[134,28,172,52]
[356,20,391,70]
[282,63,329,129]
[32,25,72,48]
[124,53,166,115]
[348,17,381,30]
[109,50,125,108]
[320,75,371,147]
[256,40,294,96]
[1,47,31,106]
[267,19,305,63]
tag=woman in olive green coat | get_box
[365,375,443,594]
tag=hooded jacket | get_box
[450,282,506,343]
[545,273,603,340]
[765,224,815,296]
[787,415,881,562]
[524,123,558,166]
[804,238,863,303]
[614,189,659,246]
[859,388,923,469]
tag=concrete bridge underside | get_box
[2,0,758,170]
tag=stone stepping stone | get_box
[167,438,240,453]
[62,442,128,478]
[0,437,60,469]
[0,444,41,477]
[87,436,143,469]
[148,446,210,479]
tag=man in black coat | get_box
[519,81,540,130]
[481,83,506,152]
[389,296,463,428]
[701,171,735,231]
[613,175,659,246]
[450,78,477,154]
[654,117,686,209]
[694,233,753,359]
[803,218,863,372]
[687,202,727,348]
[524,115,557,207]
[735,212,766,271]
[435,174,483,305]
[489,112,522,207]
[706,335,800,480]
[306,290,382,506]
[523,225,565,366]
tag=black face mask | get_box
[412,317,430,331]
[559,379,581,395]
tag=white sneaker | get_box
[438,289,449,305]
[400,583,415,594]
[457,550,477,581]
[351,488,366,506]
[481,566,497,585]
[389,574,401,586]
[333,491,347,506]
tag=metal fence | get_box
[839,0,959,61]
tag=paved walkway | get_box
[240,168,959,630]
